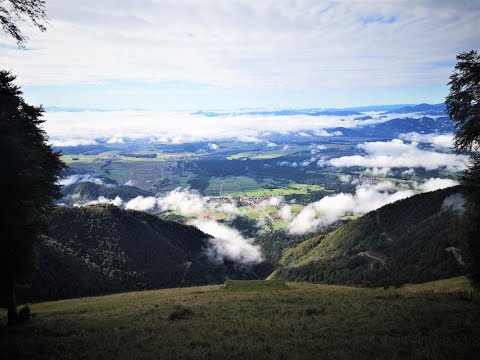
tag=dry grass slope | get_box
[1,278,479,359]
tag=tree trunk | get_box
[7,277,17,326]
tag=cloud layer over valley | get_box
[321,139,466,171]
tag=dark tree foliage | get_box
[446,50,480,289]
[446,50,480,152]
[0,0,47,47]
[0,71,65,325]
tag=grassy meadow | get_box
[1,278,479,359]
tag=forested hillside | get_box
[269,187,474,287]
[17,205,272,303]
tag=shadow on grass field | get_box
[1,278,479,359]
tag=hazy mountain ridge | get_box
[389,103,446,115]
[269,186,473,287]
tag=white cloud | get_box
[42,110,435,146]
[50,138,98,147]
[364,167,392,177]
[288,182,413,234]
[208,143,219,150]
[278,204,294,221]
[257,196,283,208]
[125,196,158,211]
[82,196,123,207]
[298,132,311,137]
[156,188,212,213]
[339,175,352,183]
[106,137,125,144]
[59,174,105,186]
[415,178,459,192]
[325,139,466,171]
[189,219,263,264]
[402,168,415,176]
[441,193,466,214]
[400,132,454,149]
[5,0,477,110]
[148,188,241,215]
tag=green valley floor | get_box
[1,278,479,359]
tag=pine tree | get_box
[446,50,480,288]
[0,70,66,325]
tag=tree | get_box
[446,50,480,288]
[446,50,480,185]
[0,70,65,325]
[0,0,48,47]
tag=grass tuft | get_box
[168,304,195,321]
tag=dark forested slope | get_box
[18,205,272,303]
[269,187,474,287]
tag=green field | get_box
[242,184,331,198]
[226,152,286,160]
[204,176,262,196]
[61,153,193,164]
[1,278,479,359]
[204,177,330,198]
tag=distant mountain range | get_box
[331,115,454,139]
[388,103,446,115]
[193,103,446,118]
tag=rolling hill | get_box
[269,186,474,287]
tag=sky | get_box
[1,0,479,110]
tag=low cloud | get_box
[402,168,415,176]
[77,188,241,217]
[257,196,283,208]
[323,139,466,171]
[441,193,466,214]
[189,219,263,264]
[364,167,392,177]
[45,111,392,146]
[59,174,107,186]
[106,137,125,144]
[208,143,219,150]
[278,204,294,221]
[415,178,459,192]
[339,175,352,183]
[400,132,454,149]
[288,182,413,234]
[125,196,158,211]
[50,138,98,147]
[82,196,123,207]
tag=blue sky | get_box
[1,0,479,110]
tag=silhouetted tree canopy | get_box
[446,50,480,188]
[0,0,48,47]
[446,50,480,289]
[446,51,480,152]
[0,70,65,325]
